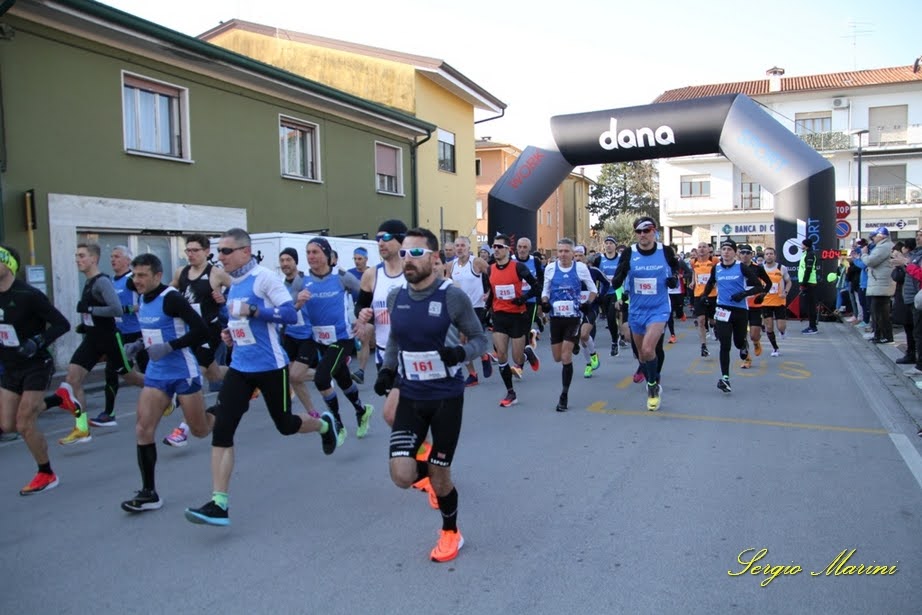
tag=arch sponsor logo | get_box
[781,217,821,264]
[599,118,675,150]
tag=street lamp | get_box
[852,129,870,237]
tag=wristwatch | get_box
[248,304,258,318]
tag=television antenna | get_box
[841,21,874,70]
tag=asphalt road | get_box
[2,319,921,614]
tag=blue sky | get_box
[100,0,919,150]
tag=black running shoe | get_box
[320,412,337,455]
[121,489,162,513]
[556,393,568,412]
[184,500,230,526]
[717,377,731,393]
[701,345,709,358]
[610,342,617,357]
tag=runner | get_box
[702,239,766,393]
[347,247,371,384]
[356,220,408,370]
[593,236,622,356]
[574,245,609,378]
[487,233,540,407]
[759,247,792,357]
[514,237,544,352]
[737,244,773,368]
[447,236,492,386]
[278,248,316,417]
[690,242,719,358]
[0,245,72,494]
[609,217,681,411]
[374,227,489,562]
[665,256,692,344]
[184,228,337,527]
[119,253,214,513]
[541,239,598,410]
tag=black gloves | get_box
[510,295,527,306]
[730,292,746,302]
[76,301,88,313]
[754,293,765,305]
[75,324,87,335]
[701,296,712,308]
[540,300,552,314]
[17,335,42,359]
[374,368,396,397]
[665,277,678,289]
[438,345,466,367]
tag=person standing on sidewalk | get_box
[0,245,72,494]
[861,227,896,344]
[798,238,819,334]
[890,233,922,365]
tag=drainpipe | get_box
[0,0,16,17]
[409,130,432,229]
[474,109,505,125]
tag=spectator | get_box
[890,234,922,366]
[861,227,896,343]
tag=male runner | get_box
[447,236,492,386]
[184,228,337,527]
[279,248,316,417]
[690,242,719,357]
[514,237,544,351]
[541,239,597,410]
[609,218,681,411]
[737,244,772,368]
[593,236,622,356]
[347,247,371,383]
[356,220,408,370]
[760,247,792,356]
[374,228,488,563]
[574,245,609,378]
[0,245,72,494]
[120,253,214,513]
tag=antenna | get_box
[841,21,874,70]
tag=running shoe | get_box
[356,404,374,439]
[524,346,540,372]
[19,472,59,495]
[335,417,347,447]
[647,382,662,411]
[632,368,645,384]
[610,342,618,357]
[754,340,762,356]
[510,365,523,380]
[121,489,163,513]
[0,429,19,442]
[90,412,117,428]
[411,476,439,510]
[55,383,82,416]
[556,393,568,412]
[481,355,493,379]
[499,391,518,407]
[668,334,676,344]
[430,529,464,563]
[320,412,337,455]
[572,343,580,355]
[700,345,709,358]
[59,428,91,446]
[415,441,431,462]
[351,369,365,385]
[778,331,786,338]
[251,388,261,399]
[589,353,600,370]
[740,357,752,369]
[464,374,479,387]
[619,338,629,348]
[163,426,188,447]
[184,500,230,526]
[163,398,176,418]
[801,327,818,335]
[583,364,593,378]
[680,314,687,322]
[717,377,732,393]
[770,349,780,357]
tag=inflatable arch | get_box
[487,93,837,308]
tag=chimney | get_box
[766,66,785,93]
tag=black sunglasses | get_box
[492,244,508,250]
[217,246,246,256]
[376,232,405,242]
[634,228,654,234]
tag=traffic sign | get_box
[836,220,852,239]
[835,201,851,219]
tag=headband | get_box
[0,247,19,276]
[354,247,368,257]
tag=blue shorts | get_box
[144,376,203,397]
[628,310,670,335]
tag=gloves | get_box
[701,296,712,308]
[76,301,88,313]
[665,277,678,289]
[124,339,145,361]
[438,345,466,367]
[374,368,396,397]
[730,292,746,302]
[510,296,527,306]
[16,335,42,359]
[754,293,765,305]
[146,342,174,362]
[540,300,552,314]
[75,323,87,335]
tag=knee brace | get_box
[314,367,333,392]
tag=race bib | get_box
[228,319,256,346]
[402,350,447,381]
[495,284,516,301]
[141,328,164,347]
[634,278,657,295]
[715,307,731,322]
[313,325,336,345]
[579,290,590,303]
[770,282,780,294]
[696,273,710,285]
[82,313,94,327]
[0,324,20,347]
[553,300,576,317]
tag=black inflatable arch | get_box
[488,93,836,307]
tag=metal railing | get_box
[851,185,922,205]
[798,131,850,151]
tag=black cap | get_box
[738,243,753,253]
[720,238,737,250]
[802,238,814,248]
[308,237,332,264]
[280,247,299,264]
[377,219,408,237]
[634,216,656,231]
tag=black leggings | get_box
[715,307,749,377]
[211,367,299,447]
[601,294,619,336]
[314,339,356,392]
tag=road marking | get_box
[586,401,888,435]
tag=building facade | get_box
[655,65,922,253]
[199,20,506,249]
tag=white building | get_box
[656,64,922,253]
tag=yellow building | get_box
[200,20,506,246]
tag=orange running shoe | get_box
[20,472,59,495]
[668,334,676,344]
[411,476,439,509]
[430,529,464,563]
[754,340,762,356]
[55,383,82,417]
[740,357,752,369]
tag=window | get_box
[868,164,907,205]
[279,116,319,180]
[869,105,908,145]
[475,158,482,176]
[122,73,189,160]
[794,112,832,135]
[680,175,710,198]
[375,142,403,195]
[475,199,483,219]
[738,173,761,210]
[438,129,456,173]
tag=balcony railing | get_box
[851,185,922,205]
[798,131,850,152]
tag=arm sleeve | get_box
[703,264,718,297]
[33,291,70,347]
[254,273,297,324]
[742,266,765,295]
[576,263,598,294]
[382,287,402,371]
[541,263,555,299]
[609,247,633,290]
[591,269,610,299]
[663,246,680,273]
[341,271,361,294]
[445,287,490,360]
[91,278,124,317]
[517,263,540,300]
[757,266,773,291]
[162,291,209,350]
[534,260,545,293]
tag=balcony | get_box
[851,184,922,206]
[798,131,850,152]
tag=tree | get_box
[600,213,641,246]
[588,161,659,230]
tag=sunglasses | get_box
[492,244,508,250]
[184,248,204,254]
[634,228,654,234]
[739,250,753,255]
[399,247,433,259]
[376,232,405,242]
[217,246,246,256]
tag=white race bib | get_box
[552,300,576,317]
[402,350,447,380]
[82,313,94,327]
[495,284,516,301]
[228,319,256,346]
[0,324,20,347]
[770,282,780,294]
[715,307,731,322]
[520,281,531,293]
[579,290,590,303]
[634,278,657,295]
[313,325,336,345]
[141,328,164,347]
[696,273,710,286]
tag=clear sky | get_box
[99,0,919,151]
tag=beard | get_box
[404,263,430,283]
